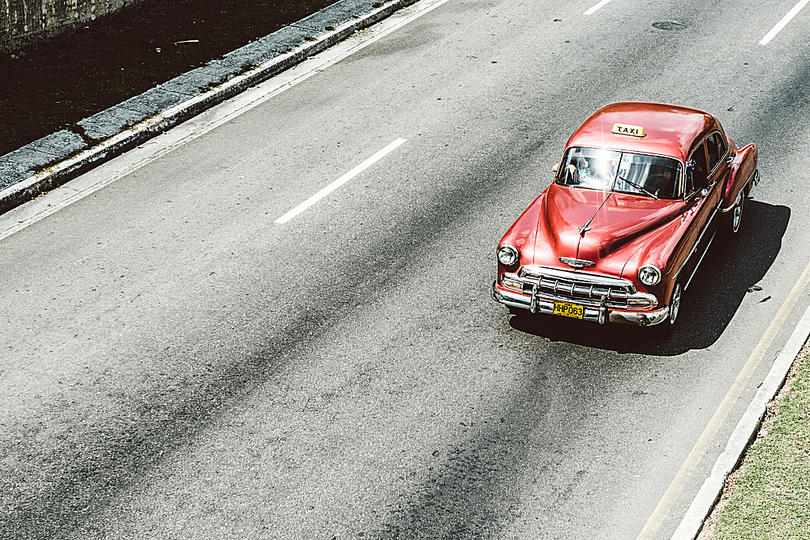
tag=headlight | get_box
[497,244,519,266]
[638,264,662,286]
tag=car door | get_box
[679,139,723,287]
[700,131,729,242]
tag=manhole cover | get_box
[652,21,687,31]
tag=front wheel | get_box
[666,282,682,326]
[651,281,682,338]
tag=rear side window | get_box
[705,132,727,173]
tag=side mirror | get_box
[552,162,560,174]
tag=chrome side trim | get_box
[675,202,721,280]
[684,229,717,290]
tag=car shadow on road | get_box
[508,200,791,356]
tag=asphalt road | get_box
[2,0,810,538]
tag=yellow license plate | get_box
[553,301,584,319]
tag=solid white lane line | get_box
[760,0,810,45]
[584,0,613,15]
[274,138,407,224]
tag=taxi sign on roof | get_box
[611,123,645,137]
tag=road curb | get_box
[0,0,419,216]
[672,299,810,539]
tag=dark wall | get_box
[2,0,146,53]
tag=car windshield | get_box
[556,147,682,199]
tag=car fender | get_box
[723,143,758,210]
[496,192,545,273]
[618,209,692,300]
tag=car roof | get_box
[565,102,719,163]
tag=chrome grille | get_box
[518,265,635,308]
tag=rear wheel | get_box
[730,190,745,234]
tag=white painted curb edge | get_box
[672,300,810,539]
[0,0,419,214]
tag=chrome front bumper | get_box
[492,281,670,327]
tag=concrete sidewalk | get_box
[0,0,417,215]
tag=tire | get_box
[650,281,682,339]
[730,190,745,234]
[665,281,682,326]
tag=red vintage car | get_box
[492,102,759,327]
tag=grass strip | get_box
[700,341,810,539]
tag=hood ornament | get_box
[560,257,596,269]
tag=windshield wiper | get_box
[617,175,659,199]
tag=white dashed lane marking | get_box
[760,0,810,45]
[274,138,407,225]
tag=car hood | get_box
[533,184,683,272]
